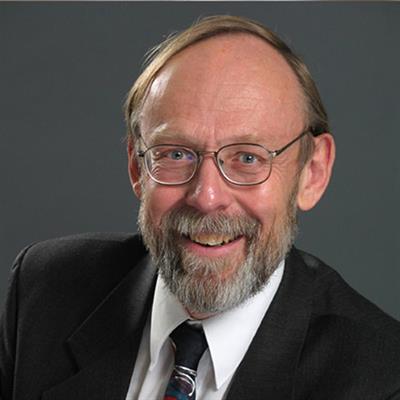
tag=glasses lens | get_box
[218,144,272,184]
[145,145,197,184]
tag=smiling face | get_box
[128,33,332,317]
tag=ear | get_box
[296,133,335,211]
[127,136,142,199]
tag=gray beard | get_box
[138,191,298,315]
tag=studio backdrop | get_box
[1,2,399,319]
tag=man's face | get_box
[133,34,308,316]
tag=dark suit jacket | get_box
[1,232,400,400]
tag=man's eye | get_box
[155,148,194,162]
[169,150,185,160]
[239,153,258,164]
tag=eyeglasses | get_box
[137,130,313,186]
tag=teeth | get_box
[189,233,235,247]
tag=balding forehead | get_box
[141,33,306,137]
[159,33,302,91]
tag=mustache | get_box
[160,206,260,238]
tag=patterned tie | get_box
[164,322,208,400]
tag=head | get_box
[126,16,335,318]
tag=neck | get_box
[186,308,216,320]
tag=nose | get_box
[185,155,232,213]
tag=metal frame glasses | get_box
[137,130,313,186]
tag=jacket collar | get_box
[42,253,157,400]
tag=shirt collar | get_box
[150,261,285,388]
[149,275,189,370]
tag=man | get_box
[1,15,399,400]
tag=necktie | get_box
[164,322,208,400]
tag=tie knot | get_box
[170,322,208,371]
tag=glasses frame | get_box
[137,129,316,186]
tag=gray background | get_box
[0,2,399,319]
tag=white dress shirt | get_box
[126,261,284,400]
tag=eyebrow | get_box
[147,131,198,147]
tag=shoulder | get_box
[293,248,400,397]
[11,232,148,320]
[0,234,152,398]
[296,248,399,328]
[16,231,145,261]
[14,232,146,279]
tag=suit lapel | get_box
[226,248,314,400]
[42,254,157,400]
[41,336,138,400]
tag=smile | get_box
[186,233,241,247]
